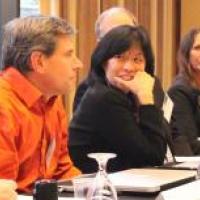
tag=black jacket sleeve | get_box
[92,87,167,167]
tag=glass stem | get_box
[98,160,107,173]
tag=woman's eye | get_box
[115,55,123,59]
[133,55,144,63]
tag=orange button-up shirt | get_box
[0,67,80,192]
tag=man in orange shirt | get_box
[0,16,82,192]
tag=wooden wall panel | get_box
[124,0,138,18]
[40,0,61,16]
[181,0,200,38]
[156,0,164,79]
[76,0,99,82]
[162,0,176,89]
[138,0,151,31]
[101,0,119,10]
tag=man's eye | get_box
[65,53,72,57]
[65,50,73,57]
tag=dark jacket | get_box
[168,74,200,155]
[69,79,167,173]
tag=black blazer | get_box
[69,80,167,173]
[168,74,200,155]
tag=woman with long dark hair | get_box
[69,25,167,173]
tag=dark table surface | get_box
[59,191,159,200]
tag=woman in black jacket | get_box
[168,28,200,155]
[69,25,167,173]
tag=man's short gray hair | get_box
[95,7,138,40]
[1,15,75,73]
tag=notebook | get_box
[58,168,196,193]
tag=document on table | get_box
[18,195,75,200]
[162,93,174,123]
[175,156,200,162]
[156,179,200,200]
[172,156,200,169]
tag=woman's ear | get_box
[29,51,46,73]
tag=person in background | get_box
[168,28,200,155]
[0,179,17,200]
[69,25,167,173]
[73,7,138,111]
[0,16,82,192]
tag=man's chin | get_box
[57,85,75,95]
[66,84,76,92]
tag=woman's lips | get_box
[118,75,134,81]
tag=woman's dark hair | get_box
[90,25,155,83]
[178,28,200,82]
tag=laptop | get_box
[108,168,196,193]
[57,168,196,194]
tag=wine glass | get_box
[86,153,118,200]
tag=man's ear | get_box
[29,51,46,73]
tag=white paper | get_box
[175,156,200,162]
[162,93,174,123]
[156,180,200,200]
[17,195,74,200]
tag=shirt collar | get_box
[2,67,44,108]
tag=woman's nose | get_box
[123,60,135,71]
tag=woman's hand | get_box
[0,179,17,200]
[114,71,155,105]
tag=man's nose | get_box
[74,57,83,70]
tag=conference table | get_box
[18,191,158,200]
[58,180,200,200]
[18,158,200,200]
[18,181,200,200]
[18,179,200,200]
